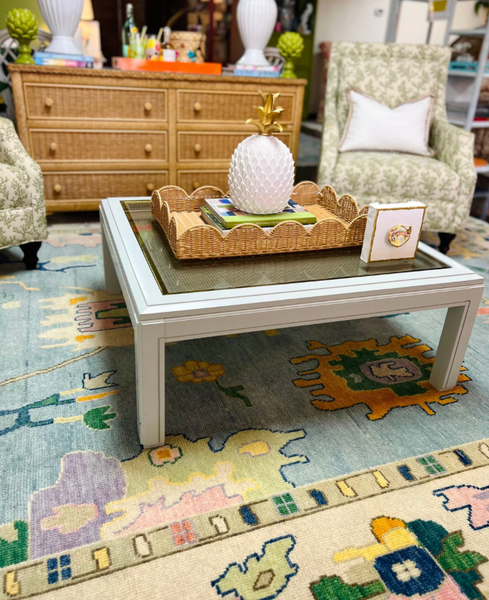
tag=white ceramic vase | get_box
[236,0,278,66]
[38,0,85,55]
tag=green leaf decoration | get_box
[451,570,487,600]
[407,519,447,555]
[408,520,487,600]
[0,521,28,568]
[311,575,385,600]
[215,380,252,407]
[437,531,487,572]
[82,406,117,430]
[29,394,61,410]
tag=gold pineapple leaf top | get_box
[246,92,284,136]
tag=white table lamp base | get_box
[237,48,270,66]
[45,35,82,55]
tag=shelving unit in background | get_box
[386,0,489,216]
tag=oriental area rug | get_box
[0,216,488,599]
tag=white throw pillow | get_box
[339,89,435,156]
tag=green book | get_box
[200,206,315,235]
[205,198,317,230]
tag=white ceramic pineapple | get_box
[228,92,295,214]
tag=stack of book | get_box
[222,64,281,78]
[34,52,94,68]
[200,198,317,235]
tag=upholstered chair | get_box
[317,42,476,253]
[0,117,47,268]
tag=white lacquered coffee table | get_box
[100,197,484,447]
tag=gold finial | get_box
[246,92,284,136]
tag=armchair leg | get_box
[438,232,456,255]
[21,241,42,270]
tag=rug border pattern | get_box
[2,438,489,599]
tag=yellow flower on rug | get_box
[173,361,226,383]
[172,360,252,405]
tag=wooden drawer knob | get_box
[144,102,153,112]
[145,143,153,153]
[193,181,201,190]
[53,183,62,193]
[50,142,57,152]
[146,183,155,192]
[194,143,202,153]
[45,97,54,107]
[193,102,202,112]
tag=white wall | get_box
[313,0,485,50]
[396,0,484,44]
[313,0,390,51]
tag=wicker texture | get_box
[176,90,296,123]
[178,131,291,161]
[177,170,229,191]
[44,171,168,200]
[25,85,168,121]
[9,65,305,212]
[31,130,168,162]
[151,181,368,260]
[170,31,206,63]
[9,64,307,84]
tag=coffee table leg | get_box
[135,322,166,448]
[102,223,122,295]
[430,296,481,391]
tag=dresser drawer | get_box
[43,171,169,201]
[177,90,295,123]
[177,170,229,192]
[31,130,167,162]
[24,84,167,121]
[178,132,291,162]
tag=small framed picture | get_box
[361,202,427,263]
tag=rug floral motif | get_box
[0,217,488,598]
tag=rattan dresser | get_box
[9,65,306,212]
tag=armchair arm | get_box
[0,117,37,169]
[317,52,341,188]
[317,114,340,188]
[431,119,476,226]
[0,117,46,248]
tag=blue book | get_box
[234,69,280,78]
[35,51,94,62]
[34,57,94,68]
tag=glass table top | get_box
[122,200,449,295]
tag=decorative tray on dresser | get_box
[8,64,306,212]
[151,181,368,260]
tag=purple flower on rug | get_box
[29,451,126,559]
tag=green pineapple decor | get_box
[277,32,304,79]
[6,9,38,65]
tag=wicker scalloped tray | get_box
[151,181,368,260]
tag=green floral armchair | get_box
[0,117,46,268]
[318,42,476,249]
